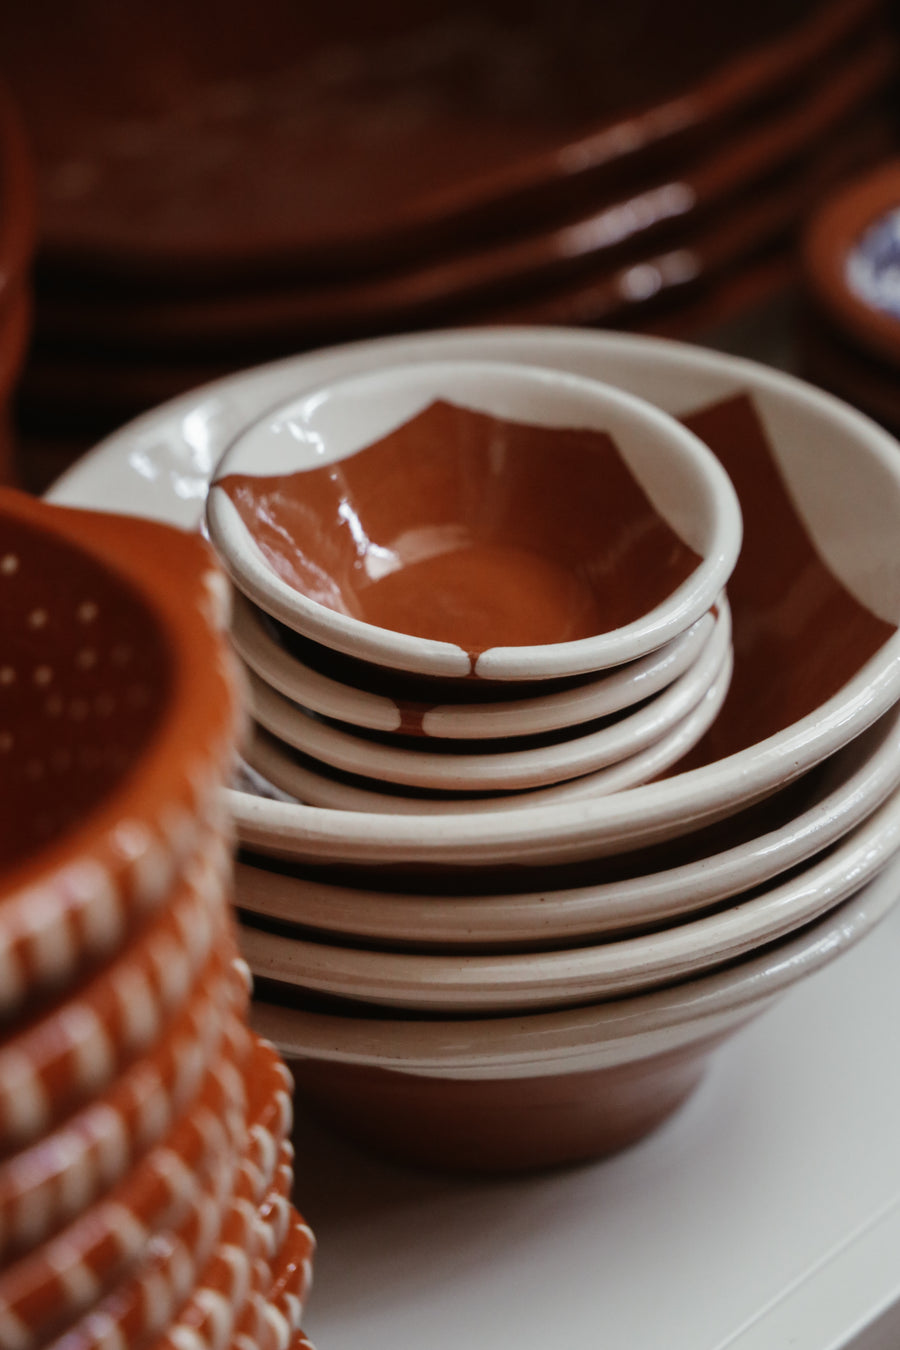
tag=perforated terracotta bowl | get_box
[0,489,241,1013]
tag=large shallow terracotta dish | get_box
[207,360,741,679]
[1,0,878,281]
[250,848,900,1171]
[31,29,891,352]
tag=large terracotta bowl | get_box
[252,850,900,1172]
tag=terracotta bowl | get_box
[232,701,900,949]
[251,847,900,1171]
[230,592,720,741]
[243,596,731,793]
[205,329,900,869]
[206,360,741,679]
[0,489,241,1014]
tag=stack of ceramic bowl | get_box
[0,490,315,1348]
[3,0,896,490]
[134,324,900,1174]
[0,82,34,484]
[207,361,742,815]
[800,159,900,433]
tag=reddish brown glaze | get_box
[217,399,701,660]
[675,393,895,767]
[0,491,240,904]
[0,506,173,871]
[31,32,891,355]
[286,1029,735,1172]
[0,0,861,282]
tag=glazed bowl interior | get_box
[207,359,741,679]
[0,496,172,873]
[0,489,238,907]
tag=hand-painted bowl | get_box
[206,360,741,679]
[203,328,900,869]
[250,847,900,1172]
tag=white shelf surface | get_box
[294,899,900,1350]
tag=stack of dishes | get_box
[2,0,896,489]
[207,360,742,814]
[801,159,900,433]
[47,326,900,1173]
[0,490,315,1348]
[0,83,34,484]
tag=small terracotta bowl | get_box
[0,489,241,1014]
[251,848,900,1173]
[206,360,741,679]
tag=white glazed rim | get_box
[233,701,900,944]
[248,846,900,1076]
[229,594,719,740]
[206,359,742,679]
[236,779,900,1012]
[48,326,900,867]
[245,597,731,791]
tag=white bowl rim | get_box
[245,596,731,791]
[248,846,900,1076]
[236,780,900,1011]
[230,593,719,739]
[234,700,900,944]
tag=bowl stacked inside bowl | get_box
[207,359,742,814]
[192,328,900,1173]
[0,490,315,1348]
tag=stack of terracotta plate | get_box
[83,323,900,1176]
[0,83,34,485]
[2,0,896,489]
[0,490,315,1349]
[800,159,900,432]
